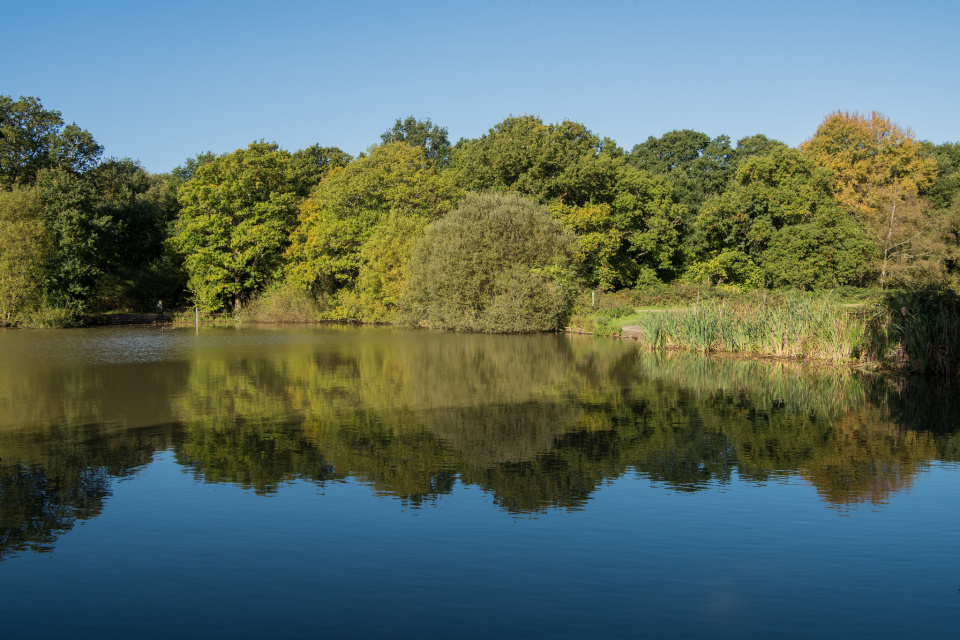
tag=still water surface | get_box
[0,325,957,638]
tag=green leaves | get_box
[0,95,103,188]
[171,142,300,313]
[285,142,462,314]
[380,116,451,167]
[399,192,575,332]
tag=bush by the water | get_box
[238,283,324,323]
[398,192,576,332]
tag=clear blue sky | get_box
[7,0,958,174]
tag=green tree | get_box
[171,142,300,314]
[628,129,736,217]
[0,95,102,188]
[691,146,873,288]
[550,165,685,289]
[452,116,685,288]
[85,158,184,309]
[171,151,219,184]
[35,168,115,310]
[286,144,352,196]
[0,186,50,323]
[285,142,462,315]
[338,213,431,322]
[451,115,623,206]
[762,210,877,289]
[381,116,451,167]
[733,134,788,165]
[920,141,960,211]
[399,192,576,333]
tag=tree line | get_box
[2,96,958,330]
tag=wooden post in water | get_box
[195,306,199,331]
[592,291,595,308]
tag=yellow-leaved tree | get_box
[800,111,946,287]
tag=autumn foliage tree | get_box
[799,111,948,287]
[800,111,937,221]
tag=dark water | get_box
[0,325,957,638]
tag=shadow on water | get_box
[1,326,958,557]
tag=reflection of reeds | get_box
[633,350,867,419]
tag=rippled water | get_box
[0,325,957,638]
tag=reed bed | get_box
[632,292,864,362]
[628,289,960,376]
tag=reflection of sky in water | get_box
[1,452,957,638]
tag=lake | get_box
[0,324,957,638]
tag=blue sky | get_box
[7,0,958,174]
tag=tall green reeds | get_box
[631,292,866,363]
[628,289,960,376]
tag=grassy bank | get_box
[571,287,960,376]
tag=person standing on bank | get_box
[157,300,164,322]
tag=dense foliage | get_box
[171,142,301,314]
[1,95,958,334]
[398,192,575,332]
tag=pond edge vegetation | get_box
[2,98,959,376]
[571,286,960,377]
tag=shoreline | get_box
[41,308,959,378]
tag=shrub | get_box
[398,192,576,333]
[16,303,78,328]
[239,282,324,323]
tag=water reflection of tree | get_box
[305,411,459,505]
[0,423,173,560]
[632,353,956,507]
[4,329,960,539]
[167,331,960,512]
[0,463,110,559]
[803,410,939,508]
[173,417,341,495]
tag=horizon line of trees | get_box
[1,95,958,330]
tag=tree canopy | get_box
[380,116,451,167]
[691,146,874,288]
[0,95,102,189]
[800,110,938,221]
[4,94,960,327]
[171,142,300,313]
[285,141,462,311]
